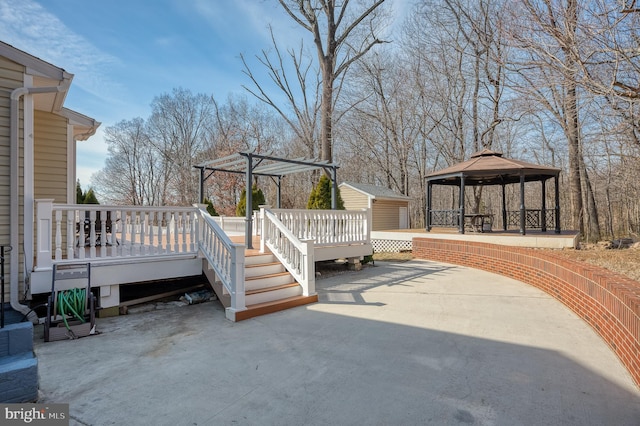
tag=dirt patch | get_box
[543,243,640,282]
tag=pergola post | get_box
[331,166,338,210]
[426,180,432,232]
[245,153,254,249]
[519,173,526,235]
[199,167,205,204]
[459,174,466,234]
[541,180,547,232]
[277,176,282,209]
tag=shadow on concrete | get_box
[33,261,640,426]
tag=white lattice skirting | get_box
[372,239,413,253]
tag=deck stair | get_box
[206,245,317,321]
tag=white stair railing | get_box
[260,206,315,297]
[196,206,246,318]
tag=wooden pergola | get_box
[426,149,562,235]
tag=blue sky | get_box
[0,0,408,187]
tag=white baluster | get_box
[140,212,147,256]
[55,209,62,260]
[165,212,172,253]
[149,211,155,255]
[120,210,128,256]
[66,211,74,259]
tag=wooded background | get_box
[91,1,640,242]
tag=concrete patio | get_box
[33,259,640,425]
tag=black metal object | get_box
[1,245,12,328]
[194,151,340,249]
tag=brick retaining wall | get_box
[413,237,640,388]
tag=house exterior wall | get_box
[0,56,26,302]
[372,199,408,231]
[34,110,68,203]
[340,186,370,210]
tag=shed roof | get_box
[426,149,560,186]
[340,182,411,201]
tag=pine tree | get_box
[83,188,100,204]
[236,185,266,216]
[76,180,84,204]
[307,175,344,210]
[203,197,219,216]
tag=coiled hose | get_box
[57,288,86,330]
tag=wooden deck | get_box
[372,228,579,249]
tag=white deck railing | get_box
[36,201,199,269]
[260,207,315,297]
[209,212,261,236]
[269,208,370,247]
[35,200,368,318]
[197,207,246,316]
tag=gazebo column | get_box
[426,181,432,232]
[459,175,466,234]
[541,179,547,232]
[501,182,507,231]
[519,173,526,235]
[554,174,561,234]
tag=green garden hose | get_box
[57,288,86,330]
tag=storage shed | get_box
[339,182,411,231]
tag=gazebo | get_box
[426,149,561,235]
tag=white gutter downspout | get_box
[10,85,64,315]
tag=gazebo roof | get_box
[426,149,560,186]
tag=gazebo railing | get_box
[506,209,556,230]
[429,210,460,227]
[428,208,557,232]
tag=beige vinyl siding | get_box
[340,186,369,210]
[372,199,406,231]
[34,110,68,202]
[0,56,25,302]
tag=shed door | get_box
[399,206,408,229]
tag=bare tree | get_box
[507,0,601,240]
[275,0,389,163]
[146,88,215,205]
[93,118,169,205]
[241,28,321,158]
